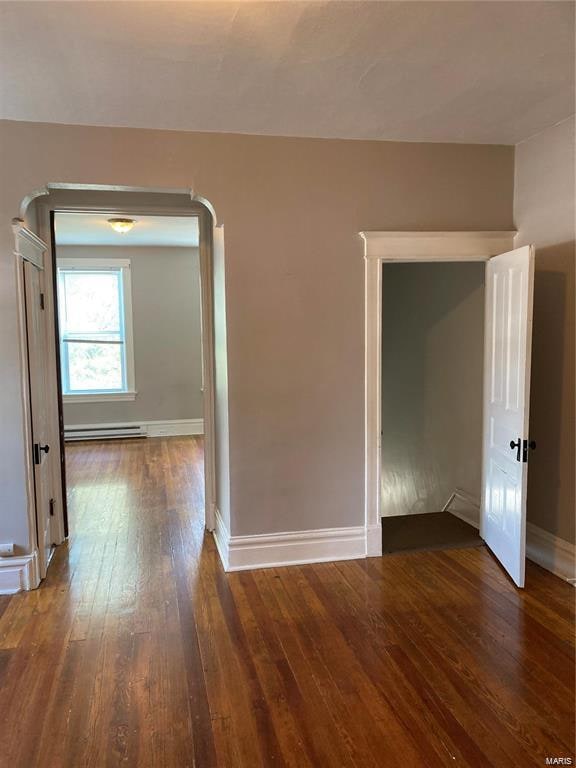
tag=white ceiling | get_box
[54,213,200,247]
[1,1,574,145]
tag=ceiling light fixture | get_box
[108,218,135,234]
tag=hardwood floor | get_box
[0,437,573,767]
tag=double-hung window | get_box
[57,258,136,401]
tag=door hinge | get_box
[39,292,45,310]
[522,439,537,463]
[49,498,55,517]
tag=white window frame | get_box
[57,257,136,403]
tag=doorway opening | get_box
[380,261,485,555]
[52,210,207,564]
[362,231,534,587]
[16,186,222,587]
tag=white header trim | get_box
[360,231,516,261]
[57,258,131,269]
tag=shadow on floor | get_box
[381,511,483,555]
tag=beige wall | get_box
[59,245,203,426]
[0,120,515,548]
[381,263,485,522]
[514,116,575,544]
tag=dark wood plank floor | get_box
[0,437,573,767]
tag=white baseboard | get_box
[214,507,574,582]
[213,508,230,571]
[214,521,366,572]
[0,549,40,594]
[444,488,480,529]
[146,419,204,437]
[526,523,575,584]
[65,418,204,440]
[366,524,383,556]
[447,511,574,584]
[449,507,480,529]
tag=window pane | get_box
[61,271,122,335]
[67,342,124,391]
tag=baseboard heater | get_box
[64,425,148,442]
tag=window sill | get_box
[62,391,137,404]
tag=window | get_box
[57,258,135,401]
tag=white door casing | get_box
[199,211,218,531]
[361,231,517,560]
[36,197,219,534]
[481,245,535,587]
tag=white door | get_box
[23,259,53,578]
[482,245,535,587]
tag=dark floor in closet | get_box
[381,511,484,555]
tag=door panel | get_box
[24,259,53,578]
[482,245,534,587]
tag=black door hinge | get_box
[39,292,45,310]
[49,498,55,517]
[522,439,537,463]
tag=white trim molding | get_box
[526,523,575,584]
[12,220,48,269]
[360,230,517,261]
[442,488,481,528]
[213,508,230,570]
[0,550,41,594]
[361,231,517,559]
[63,391,137,404]
[214,522,366,573]
[64,418,204,440]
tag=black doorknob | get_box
[509,439,521,462]
[33,443,50,465]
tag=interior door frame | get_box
[361,230,517,557]
[12,221,51,588]
[23,190,219,559]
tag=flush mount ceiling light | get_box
[107,218,135,234]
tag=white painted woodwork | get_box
[199,217,218,533]
[23,259,53,579]
[362,231,516,559]
[481,245,535,587]
[213,510,366,572]
[57,256,136,399]
[361,231,517,261]
[0,551,40,595]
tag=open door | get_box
[23,258,54,578]
[482,245,535,587]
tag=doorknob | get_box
[509,439,522,462]
[33,443,50,465]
